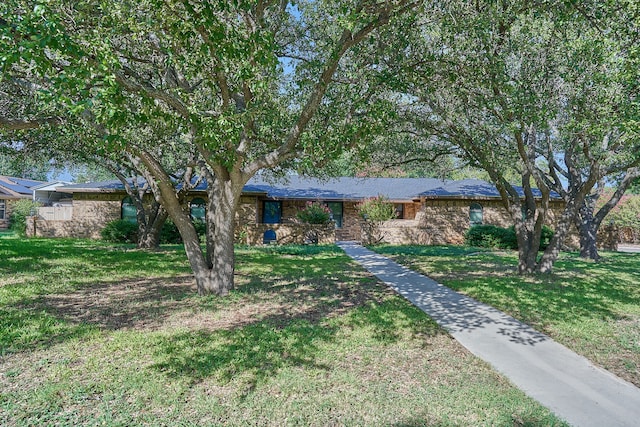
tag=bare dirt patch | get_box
[37,275,196,331]
[32,270,393,335]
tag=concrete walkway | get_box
[337,242,640,427]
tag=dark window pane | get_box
[122,197,137,223]
[263,201,282,224]
[190,197,206,220]
[325,202,343,228]
[394,203,404,219]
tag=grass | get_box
[0,237,566,426]
[372,245,640,387]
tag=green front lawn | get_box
[373,245,640,387]
[0,238,564,426]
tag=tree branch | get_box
[0,116,62,130]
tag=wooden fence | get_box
[38,206,73,221]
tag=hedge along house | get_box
[27,175,571,246]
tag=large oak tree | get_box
[1,0,416,294]
[398,1,640,273]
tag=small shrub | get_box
[357,196,397,245]
[357,195,397,222]
[9,199,41,236]
[101,220,138,243]
[465,225,515,249]
[160,218,207,244]
[296,201,332,224]
[539,225,554,250]
[160,219,182,244]
[466,225,554,251]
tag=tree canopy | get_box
[1,0,417,294]
[3,0,640,284]
[386,0,640,272]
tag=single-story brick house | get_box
[28,175,571,245]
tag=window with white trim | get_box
[470,203,483,226]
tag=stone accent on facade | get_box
[240,197,336,245]
[358,199,579,248]
[244,223,336,245]
[335,202,361,241]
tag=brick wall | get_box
[1,198,38,231]
[27,193,123,238]
[25,191,589,250]
[244,223,336,245]
[242,198,336,244]
[364,199,579,247]
[597,225,619,251]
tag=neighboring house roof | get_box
[31,181,71,191]
[57,175,556,201]
[59,178,214,194]
[0,175,50,199]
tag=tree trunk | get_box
[512,192,545,275]
[135,149,233,295]
[575,168,640,260]
[537,219,570,273]
[165,201,213,295]
[137,206,168,250]
[202,174,245,295]
[538,194,584,273]
[170,173,243,296]
[575,204,600,260]
[516,226,541,274]
[207,203,236,295]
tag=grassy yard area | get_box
[373,245,640,388]
[0,237,566,426]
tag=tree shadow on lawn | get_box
[6,253,444,390]
[0,275,196,355]
[147,250,444,388]
[392,250,640,327]
[149,319,337,393]
[38,275,196,330]
[148,294,444,391]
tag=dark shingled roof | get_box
[419,179,554,198]
[245,176,448,200]
[0,176,49,197]
[58,175,558,200]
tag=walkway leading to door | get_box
[337,242,640,427]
